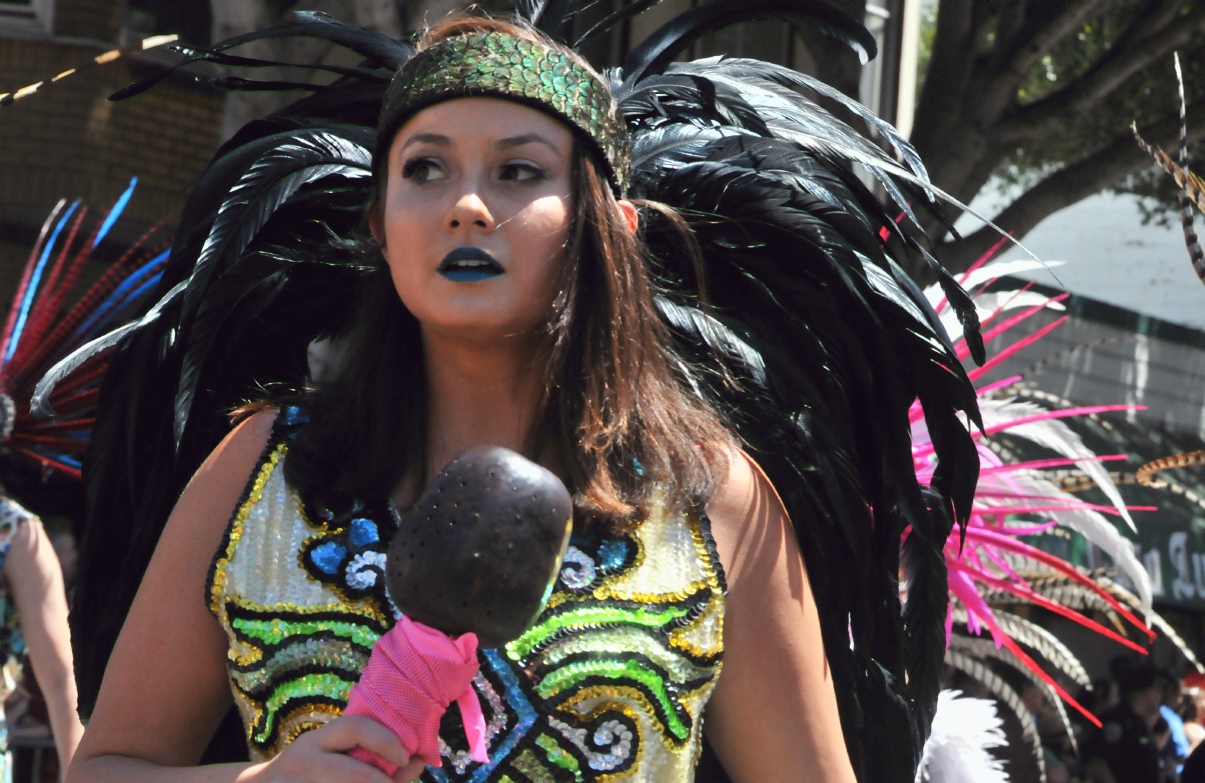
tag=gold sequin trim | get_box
[209,443,287,616]
[223,593,389,630]
[591,578,714,605]
[685,511,724,593]
[667,512,726,659]
[279,702,343,751]
[558,692,649,781]
[668,596,725,660]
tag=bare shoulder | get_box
[706,448,766,526]
[79,413,278,767]
[197,409,278,484]
[700,449,856,782]
[161,408,278,548]
[704,447,793,584]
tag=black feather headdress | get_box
[50,4,987,780]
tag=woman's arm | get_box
[5,510,84,768]
[67,411,422,783]
[704,450,857,783]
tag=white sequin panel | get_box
[606,507,708,597]
[222,466,342,609]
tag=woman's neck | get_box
[420,326,549,482]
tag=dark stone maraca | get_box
[386,446,572,648]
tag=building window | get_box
[0,0,52,35]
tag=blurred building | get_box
[0,0,921,302]
[979,276,1205,672]
[0,0,222,303]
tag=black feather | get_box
[212,11,413,64]
[634,119,979,781]
[110,11,410,103]
[573,0,665,49]
[620,0,876,90]
[172,130,371,446]
[72,108,374,745]
[73,11,987,781]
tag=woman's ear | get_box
[617,200,639,237]
[367,203,386,250]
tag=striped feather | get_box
[944,650,1045,783]
[948,633,1077,755]
[954,606,1090,689]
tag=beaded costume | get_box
[59,3,998,781]
[207,408,724,781]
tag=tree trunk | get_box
[906,0,1205,280]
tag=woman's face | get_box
[375,97,575,343]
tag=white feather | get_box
[935,290,1066,342]
[958,259,1066,294]
[981,399,1135,530]
[916,690,1010,783]
[977,397,1152,613]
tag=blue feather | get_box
[68,250,169,344]
[8,200,80,362]
[93,178,137,247]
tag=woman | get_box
[61,7,982,783]
[0,495,83,775]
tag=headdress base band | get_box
[384,31,631,195]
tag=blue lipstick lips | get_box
[437,247,505,282]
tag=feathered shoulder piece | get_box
[611,18,985,779]
[49,4,990,779]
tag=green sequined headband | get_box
[381,31,631,196]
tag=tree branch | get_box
[934,97,1205,274]
[996,0,1115,85]
[999,4,1205,144]
[990,0,1034,64]
[1126,0,1188,45]
[913,0,1115,201]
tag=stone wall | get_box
[52,0,121,40]
[0,37,224,303]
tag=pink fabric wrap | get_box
[345,616,487,773]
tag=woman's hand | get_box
[242,716,426,783]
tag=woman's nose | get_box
[449,188,495,231]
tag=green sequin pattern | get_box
[208,415,725,782]
[392,31,631,194]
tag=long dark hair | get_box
[284,15,735,526]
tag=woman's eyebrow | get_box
[401,133,452,150]
[496,133,560,153]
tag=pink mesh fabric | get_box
[345,616,487,773]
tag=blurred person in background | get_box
[1183,673,1205,753]
[0,497,83,780]
[1088,677,1121,719]
[1159,670,1192,781]
[1019,682,1071,783]
[1084,661,1163,783]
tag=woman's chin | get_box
[407,286,556,345]
[418,312,547,346]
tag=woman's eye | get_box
[499,162,545,183]
[401,158,446,183]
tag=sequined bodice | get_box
[207,408,726,782]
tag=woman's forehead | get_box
[393,97,573,152]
